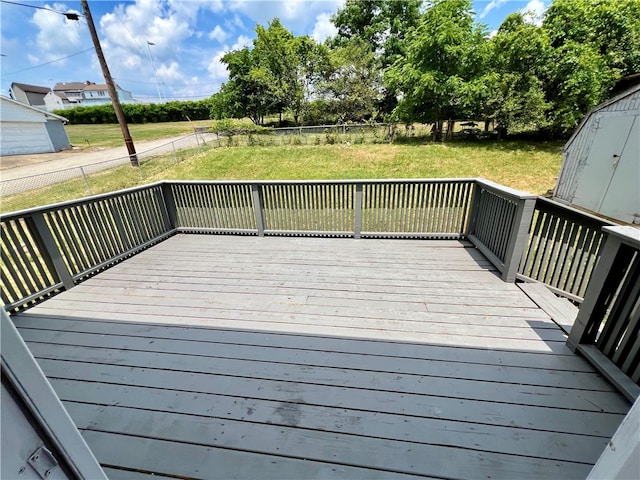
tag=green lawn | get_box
[65,120,213,149]
[1,139,563,214]
[149,140,562,193]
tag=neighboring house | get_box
[82,82,133,105]
[53,81,87,105]
[9,82,50,107]
[44,90,65,111]
[53,81,134,106]
[553,82,640,224]
[0,96,71,156]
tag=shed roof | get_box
[564,83,640,153]
[0,95,69,122]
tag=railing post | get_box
[567,229,622,351]
[161,182,178,231]
[30,212,74,290]
[501,196,536,282]
[354,182,363,239]
[252,183,265,236]
[466,182,482,235]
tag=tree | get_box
[332,0,422,114]
[541,0,640,134]
[385,0,490,139]
[318,37,381,123]
[544,41,614,134]
[544,0,640,76]
[216,19,326,126]
[253,19,298,125]
[487,13,551,135]
[220,47,275,125]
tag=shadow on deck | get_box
[11,235,630,479]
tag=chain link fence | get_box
[0,132,214,198]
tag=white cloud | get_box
[231,35,252,50]
[209,25,229,42]
[227,0,343,34]
[311,12,337,43]
[29,3,83,63]
[206,35,252,84]
[480,0,509,19]
[207,50,229,81]
[488,29,498,39]
[521,0,547,26]
[157,61,184,82]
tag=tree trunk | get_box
[446,119,455,140]
[484,119,491,132]
[433,120,443,142]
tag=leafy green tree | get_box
[220,47,276,125]
[487,13,551,135]
[544,0,640,76]
[385,0,489,138]
[253,19,298,125]
[332,0,421,114]
[541,0,640,134]
[318,37,381,122]
[544,41,614,134]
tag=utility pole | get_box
[81,0,138,166]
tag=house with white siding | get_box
[0,96,71,156]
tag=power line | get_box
[1,48,94,76]
[0,0,81,19]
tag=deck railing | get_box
[518,197,616,302]
[167,180,476,239]
[466,180,536,282]
[567,227,640,401]
[3,178,638,396]
[1,184,174,312]
[0,178,621,311]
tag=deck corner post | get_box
[161,182,178,232]
[567,230,622,350]
[252,183,265,236]
[354,182,363,239]
[466,181,482,236]
[29,212,74,290]
[501,196,536,282]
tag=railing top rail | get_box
[0,181,166,221]
[169,178,478,187]
[535,196,618,228]
[475,178,537,201]
[603,225,640,248]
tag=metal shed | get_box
[0,96,71,156]
[553,83,640,224]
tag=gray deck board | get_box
[12,234,630,479]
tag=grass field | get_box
[1,137,563,213]
[65,120,214,149]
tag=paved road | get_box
[0,132,216,179]
[0,132,216,195]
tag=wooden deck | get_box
[12,234,630,479]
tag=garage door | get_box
[0,121,53,156]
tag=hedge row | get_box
[55,100,213,125]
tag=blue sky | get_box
[0,0,548,101]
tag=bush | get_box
[55,99,213,124]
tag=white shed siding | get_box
[554,85,640,224]
[1,98,50,122]
[0,121,53,155]
[0,96,71,156]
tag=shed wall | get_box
[45,120,71,152]
[554,88,640,224]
